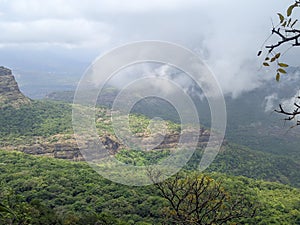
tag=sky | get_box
[0,0,297,98]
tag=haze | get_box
[0,0,296,97]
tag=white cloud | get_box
[281,91,300,113]
[3,0,210,18]
[0,19,112,48]
[0,0,299,97]
[264,93,278,112]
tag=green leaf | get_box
[277,13,285,23]
[282,21,287,27]
[275,53,281,59]
[277,68,287,74]
[263,62,270,67]
[278,63,289,68]
[287,4,295,17]
[0,206,10,214]
[276,73,280,82]
[291,19,298,28]
[0,203,14,216]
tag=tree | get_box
[259,1,300,126]
[148,170,256,225]
[0,202,15,218]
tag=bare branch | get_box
[147,170,256,224]
[265,28,300,52]
[275,102,300,126]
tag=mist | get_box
[0,0,297,98]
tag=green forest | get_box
[0,100,300,224]
[1,150,300,224]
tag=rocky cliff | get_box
[4,128,221,161]
[0,66,31,107]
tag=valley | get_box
[0,66,300,224]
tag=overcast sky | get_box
[0,0,297,97]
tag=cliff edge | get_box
[0,66,31,107]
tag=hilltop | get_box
[0,66,31,107]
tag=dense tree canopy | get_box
[1,150,300,224]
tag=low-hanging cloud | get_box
[0,0,298,97]
[264,93,278,112]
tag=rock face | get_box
[0,66,31,107]
[0,67,12,76]
[21,142,83,161]
[7,128,219,161]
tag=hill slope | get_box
[0,150,300,225]
[45,69,300,162]
[0,99,300,188]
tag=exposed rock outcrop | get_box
[21,142,83,161]
[8,127,221,161]
[0,66,31,107]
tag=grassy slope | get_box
[1,100,300,188]
[0,99,300,223]
[46,89,300,162]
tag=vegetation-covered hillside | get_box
[0,150,300,224]
[0,85,299,224]
[1,99,300,188]
[46,86,300,163]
